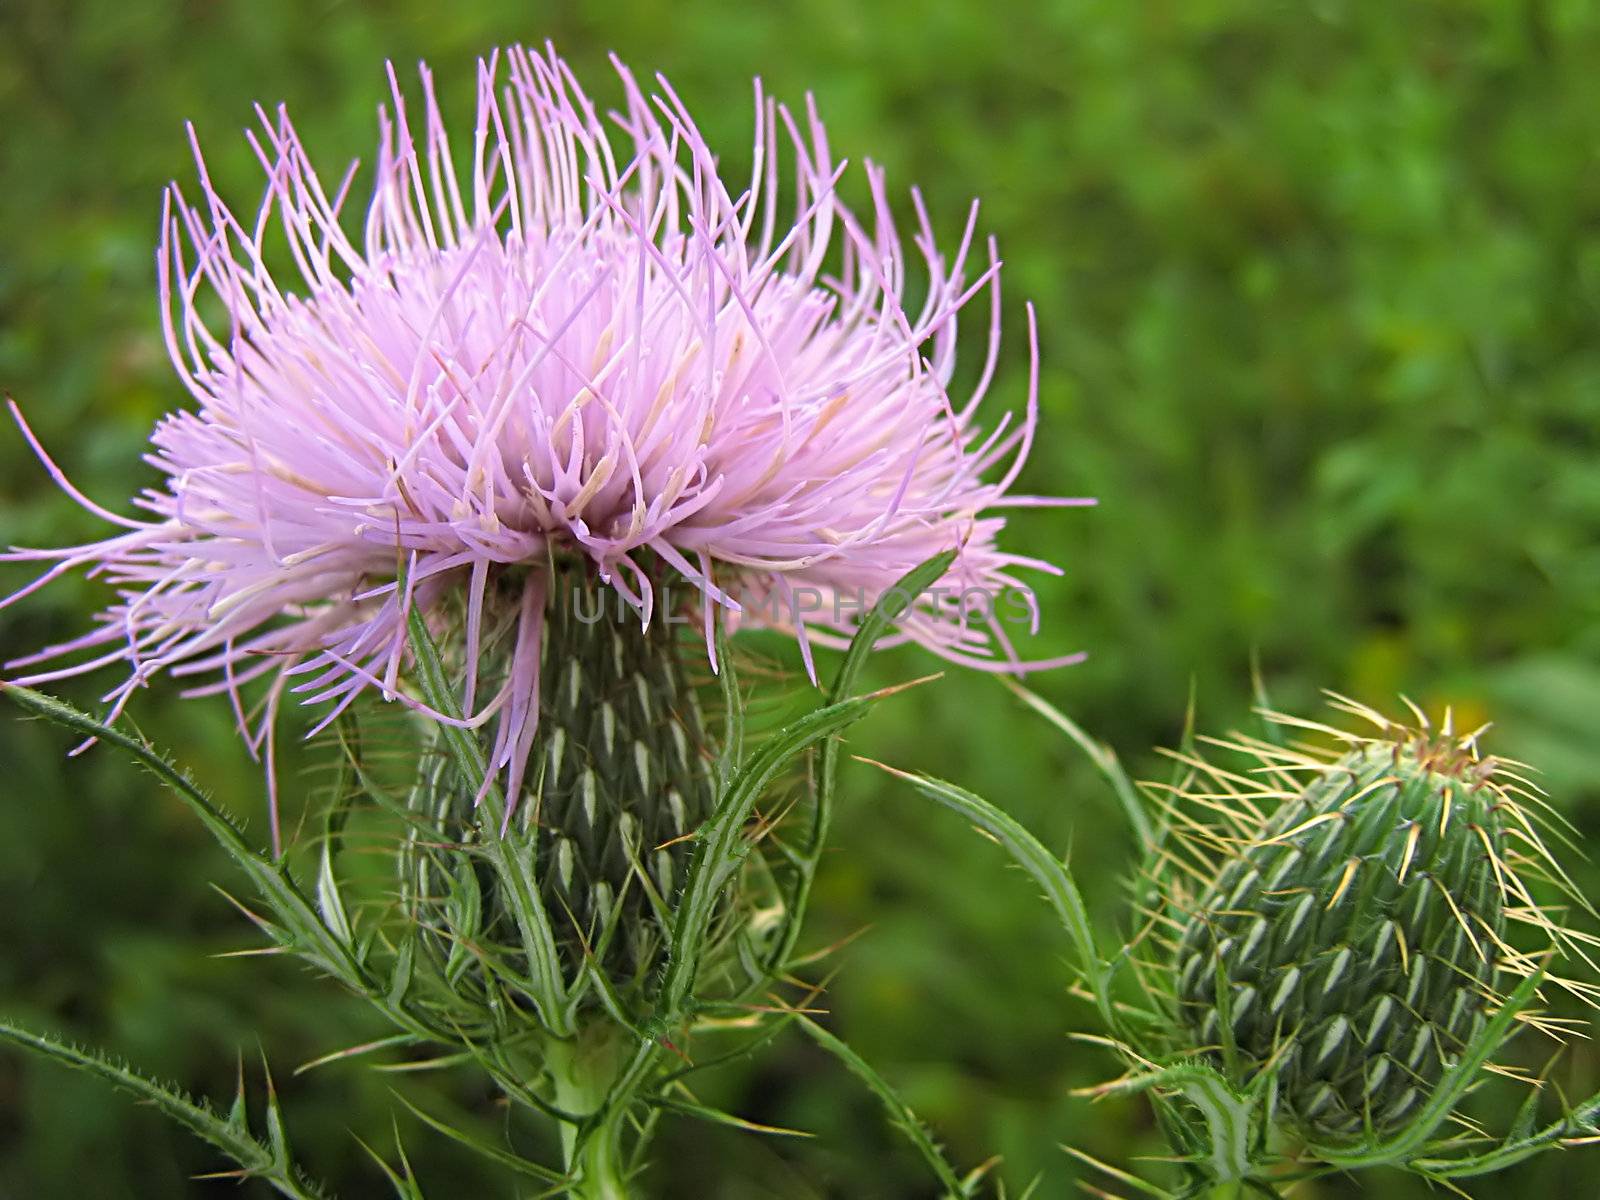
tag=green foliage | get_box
[0,1022,331,1200]
[867,758,1123,1039]
[792,1015,969,1198]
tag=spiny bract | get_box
[402,564,735,998]
[1158,697,1582,1148]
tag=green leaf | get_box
[356,1124,430,1200]
[442,857,483,984]
[388,937,416,1010]
[654,1001,803,1087]
[795,1014,966,1197]
[654,686,897,1022]
[651,1093,813,1138]
[1061,1145,1175,1199]
[869,762,1120,1038]
[263,1058,292,1169]
[1412,1087,1600,1179]
[714,621,744,791]
[398,577,572,1035]
[0,1020,332,1200]
[392,1090,565,1183]
[767,551,956,974]
[227,1055,250,1130]
[2,686,364,990]
[998,677,1151,848]
[827,551,957,706]
[1085,1060,1255,1185]
[317,781,355,951]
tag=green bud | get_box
[1164,701,1563,1149]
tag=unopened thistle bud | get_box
[1159,696,1588,1150]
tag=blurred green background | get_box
[4,1,1600,1196]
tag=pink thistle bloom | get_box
[3,46,1086,846]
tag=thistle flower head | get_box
[2,45,1081,844]
[1146,695,1597,1152]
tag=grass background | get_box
[4,1,1600,1195]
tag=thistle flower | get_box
[1,44,1082,856]
[1151,695,1596,1157]
[1,47,1089,1095]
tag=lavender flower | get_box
[4,46,1081,846]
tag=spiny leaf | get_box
[654,682,914,1022]
[998,677,1151,849]
[317,778,356,951]
[1411,1087,1600,1179]
[795,1014,967,1197]
[294,1034,418,1077]
[767,550,956,974]
[356,1127,429,1200]
[655,998,809,1087]
[649,1093,813,1138]
[1061,1145,1175,1199]
[1080,1060,1255,1185]
[714,621,744,791]
[392,1090,565,1183]
[0,1020,332,1200]
[399,572,571,1035]
[263,1055,292,1168]
[2,685,363,989]
[387,938,416,1011]
[828,550,957,705]
[864,758,1120,1039]
[227,1053,249,1130]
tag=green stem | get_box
[547,1028,634,1200]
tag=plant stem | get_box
[547,1026,633,1199]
